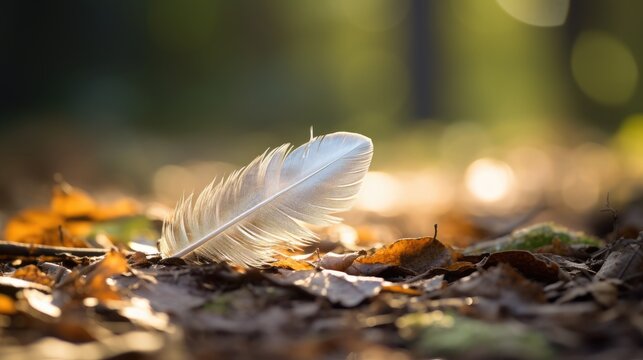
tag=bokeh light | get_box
[571,31,639,106]
[356,171,402,215]
[465,159,515,203]
[496,0,570,27]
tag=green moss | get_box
[397,311,554,359]
[465,222,602,255]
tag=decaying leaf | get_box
[410,274,446,293]
[80,250,130,302]
[266,269,386,307]
[12,265,54,287]
[556,280,619,307]
[118,297,170,331]
[483,250,560,283]
[595,234,643,281]
[4,210,88,247]
[0,276,52,295]
[21,289,61,318]
[347,237,458,276]
[3,181,143,248]
[442,264,546,309]
[51,183,98,218]
[272,251,363,272]
[271,256,315,271]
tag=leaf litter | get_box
[0,184,642,359]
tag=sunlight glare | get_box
[465,158,515,202]
[356,171,401,214]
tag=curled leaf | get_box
[347,237,458,276]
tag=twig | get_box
[0,240,108,258]
[599,192,620,240]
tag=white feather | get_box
[159,132,373,267]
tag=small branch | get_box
[0,240,108,258]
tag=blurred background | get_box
[1,0,642,246]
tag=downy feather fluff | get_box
[159,131,373,267]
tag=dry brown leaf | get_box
[4,209,64,243]
[596,236,643,281]
[4,182,141,248]
[92,198,139,221]
[556,280,619,307]
[382,284,422,296]
[484,251,560,283]
[266,269,386,307]
[0,276,52,294]
[0,293,16,315]
[318,252,362,272]
[271,256,315,271]
[443,263,546,310]
[21,289,61,318]
[51,183,98,218]
[4,209,89,247]
[82,250,130,302]
[347,237,458,276]
[13,265,54,287]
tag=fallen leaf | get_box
[406,261,477,283]
[483,251,560,283]
[319,251,362,272]
[91,198,139,221]
[410,274,446,293]
[21,289,61,317]
[382,284,422,296]
[4,210,89,248]
[0,294,16,315]
[118,297,170,331]
[266,269,386,307]
[595,235,643,281]
[0,276,52,295]
[12,265,54,287]
[556,280,619,307]
[51,183,97,218]
[272,251,362,272]
[3,182,144,248]
[443,264,546,309]
[347,237,457,276]
[82,250,130,302]
[128,281,209,315]
[271,256,315,271]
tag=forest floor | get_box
[0,184,642,360]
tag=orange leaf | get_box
[83,250,130,302]
[271,256,315,271]
[92,198,140,221]
[348,237,458,276]
[13,265,54,287]
[4,209,64,243]
[0,294,16,315]
[51,183,97,218]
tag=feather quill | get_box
[159,131,373,267]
